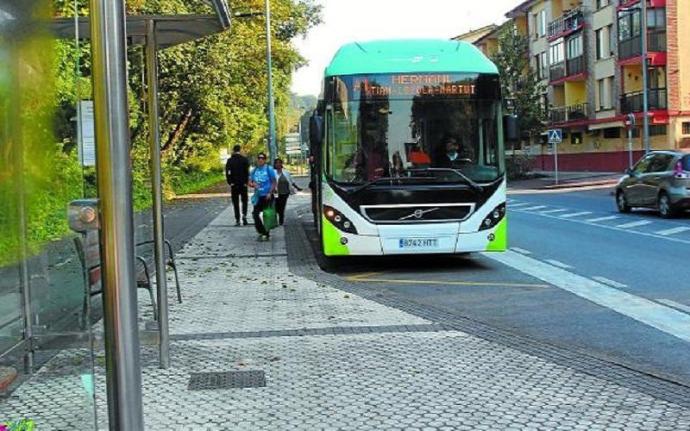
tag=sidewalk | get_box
[509,171,621,191]
[4,194,690,430]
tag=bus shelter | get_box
[0,2,230,429]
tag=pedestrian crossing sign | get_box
[548,129,563,144]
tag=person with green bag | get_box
[249,152,277,241]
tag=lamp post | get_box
[264,0,277,162]
[620,3,650,154]
[640,0,650,154]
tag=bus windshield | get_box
[326,73,504,185]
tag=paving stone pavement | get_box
[3,195,690,430]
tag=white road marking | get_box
[544,259,573,269]
[616,220,653,229]
[560,211,592,218]
[514,207,690,245]
[508,202,531,208]
[540,209,569,214]
[585,216,619,223]
[656,299,690,315]
[592,276,628,289]
[520,205,548,211]
[511,247,532,255]
[484,251,690,343]
[654,227,690,236]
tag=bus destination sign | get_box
[346,74,477,99]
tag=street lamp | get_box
[620,2,650,154]
[264,0,277,162]
[232,7,276,160]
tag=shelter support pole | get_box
[89,0,145,428]
[146,19,170,369]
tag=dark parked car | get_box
[616,151,690,218]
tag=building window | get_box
[566,34,583,59]
[683,122,690,135]
[603,128,620,139]
[550,40,565,64]
[597,0,609,9]
[596,27,610,60]
[647,8,666,29]
[597,77,612,110]
[571,132,583,145]
[540,52,548,79]
[648,67,666,89]
[618,10,642,42]
[649,125,667,136]
[536,9,547,37]
[608,24,615,56]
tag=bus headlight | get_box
[323,205,358,234]
[479,203,506,231]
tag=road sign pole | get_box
[547,129,562,185]
[554,142,559,185]
[628,128,633,169]
[626,113,636,169]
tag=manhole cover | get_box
[188,370,266,390]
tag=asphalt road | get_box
[301,182,690,386]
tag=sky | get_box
[290,0,520,97]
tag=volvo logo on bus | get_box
[400,207,440,221]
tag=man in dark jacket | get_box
[225,145,250,226]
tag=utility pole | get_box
[641,0,650,154]
[264,0,277,161]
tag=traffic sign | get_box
[625,113,636,127]
[547,129,562,144]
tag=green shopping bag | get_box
[263,201,278,231]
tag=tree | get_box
[52,0,322,183]
[491,24,548,147]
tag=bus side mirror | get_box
[503,114,519,142]
[309,114,323,146]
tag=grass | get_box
[169,168,225,196]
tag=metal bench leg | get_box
[148,286,158,321]
[137,255,157,320]
[169,260,182,304]
[164,240,182,304]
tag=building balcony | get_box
[549,103,589,124]
[620,88,667,113]
[547,7,584,40]
[549,56,586,83]
[618,30,667,63]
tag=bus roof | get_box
[324,39,499,77]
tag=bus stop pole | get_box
[89,0,145,429]
[146,19,170,369]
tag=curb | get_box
[509,179,619,192]
[541,179,619,190]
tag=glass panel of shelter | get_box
[0,1,99,429]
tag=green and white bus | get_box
[309,39,516,257]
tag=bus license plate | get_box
[398,238,439,249]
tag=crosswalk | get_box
[507,198,690,240]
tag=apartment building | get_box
[486,0,690,171]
